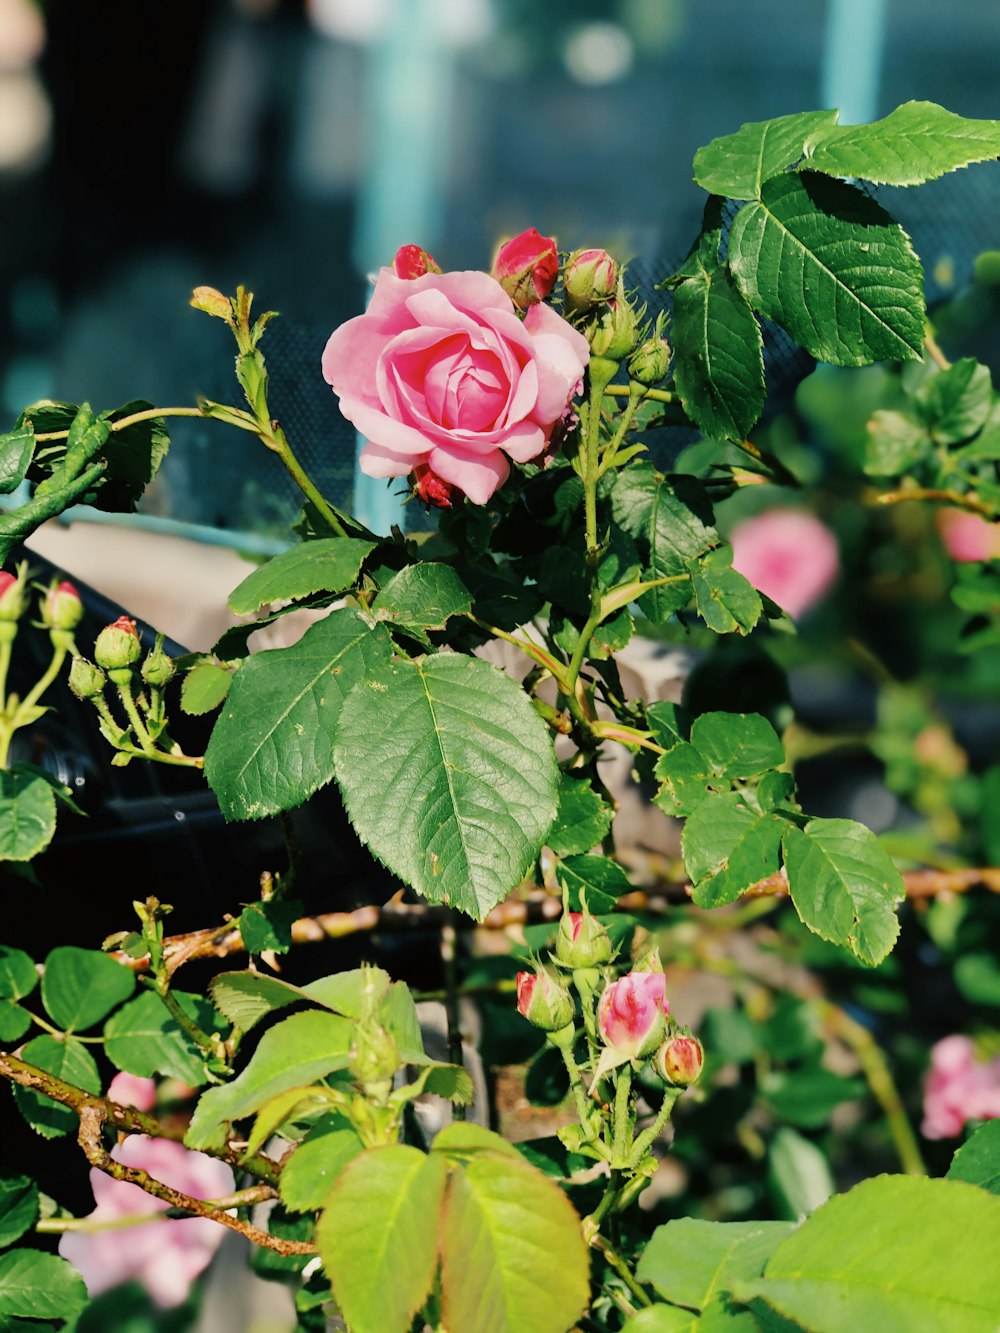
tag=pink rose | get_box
[491,227,559,308]
[729,509,839,619]
[598,972,670,1062]
[922,1035,1000,1140]
[936,508,1000,563]
[108,1072,157,1113]
[59,1136,234,1307]
[322,267,589,505]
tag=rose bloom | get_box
[922,1035,1000,1140]
[59,1133,234,1308]
[729,509,840,619]
[598,972,670,1062]
[322,267,589,504]
[936,508,1000,563]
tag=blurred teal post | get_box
[351,0,453,533]
[821,0,887,125]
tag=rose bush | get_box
[321,266,589,504]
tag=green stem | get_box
[118,679,156,754]
[152,980,226,1064]
[564,605,604,699]
[592,1235,653,1309]
[269,426,348,537]
[551,1032,595,1135]
[27,1010,105,1043]
[612,1066,633,1165]
[467,615,570,687]
[628,1087,682,1167]
[19,641,67,715]
[597,384,644,479]
[442,917,467,1123]
[33,406,205,443]
[0,636,12,711]
[603,385,677,406]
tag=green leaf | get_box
[204,607,392,821]
[760,1065,866,1128]
[0,1176,38,1249]
[547,774,615,856]
[555,853,632,912]
[12,1035,100,1139]
[209,970,314,1033]
[804,101,1000,187]
[611,465,718,621]
[863,409,928,476]
[0,946,36,1001]
[637,1218,795,1311]
[228,538,376,615]
[372,562,473,632]
[947,1121,1000,1195]
[782,818,903,965]
[180,661,233,716]
[693,109,840,200]
[430,1122,522,1163]
[0,427,35,494]
[40,946,135,1033]
[621,1309,699,1332]
[693,546,762,639]
[0,1249,87,1321]
[0,768,57,862]
[0,1002,30,1043]
[767,1127,835,1219]
[96,401,170,512]
[690,711,785,778]
[684,794,784,907]
[280,1113,365,1212]
[334,654,558,920]
[237,898,303,955]
[104,989,217,1084]
[439,1151,589,1333]
[185,1009,353,1149]
[728,173,925,366]
[955,952,1000,1007]
[671,261,765,441]
[735,1175,1000,1332]
[395,1062,475,1108]
[916,358,994,445]
[318,1146,448,1333]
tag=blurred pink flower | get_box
[729,509,839,619]
[936,508,1000,563]
[921,1035,1000,1140]
[108,1072,157,1113]
[59,1136,234,1308]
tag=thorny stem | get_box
[148,977,227,1065]
[628,1087,682,1168]
[874,485,993,517]
[117,678,156,754]
[467,615,569,686]
[76,1105,315,1255]
[35,1185,278,1234]
[591,1235,653,1310]
[597,384,644,479]
[611,1066,633,1165]
[32,406,205,443]
[266,424,349,538]
[0,1052,281,1188]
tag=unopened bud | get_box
[349,1021,400,1094]
[190,286,233,321]
[597,972,669,1062]
[413,464,457,509]
[628,336,671,387]
[563,248,617,313]
[653,1033,704,1088]
[41,579,83,633]
[586,281,640,362]
[555,909,613,970]
[0,567,27,625]
[68,656,106,700]
[94,616,141,676]
[515,968,574,1032]
[392,244,442,280]
[632,946,663,974]
[492,227,558,309]
[141,636,175,688]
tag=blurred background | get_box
[1,0,999,542]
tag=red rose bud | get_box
[0,568,27,624]
[94,616,142,675]
[563,248,617,313]
[555,908,613,969]
[598,972,669,1062]
[654,1033,704,1088]
[392,244,442,280]
[516,968,574,1032]
[41,579,83,633]
[413,463,457,509]
[492,227,559,308]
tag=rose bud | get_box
[41,579,83,633]
[392,244,442,280]
[628,331,672,387]
[555,908,613,970]
[0,567,27,625]
[563,248,617,313]
[190,286,233,321]
[141,636,175,688]
[68,656,107,700]
[653,1033,704,1088]
[413,463,457,509]
[632,945,663,973]
[516,967,574,1032]
[492,227,559,308]
[597,972,669,1062]
[94,616,142,681]
[587,280,640,362]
